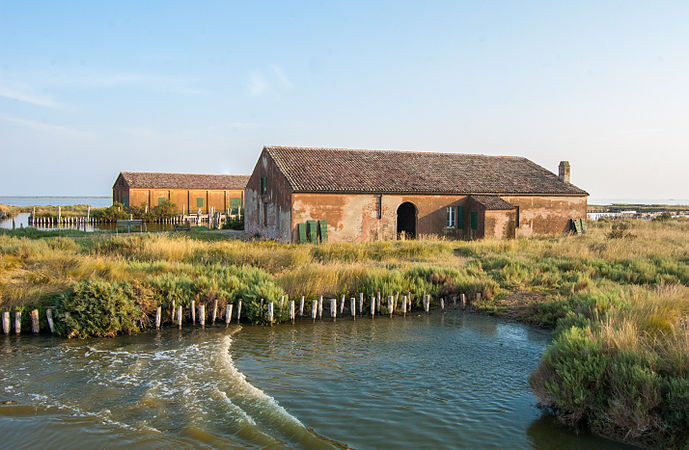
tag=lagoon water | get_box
[0,313,621,448]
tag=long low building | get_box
[112,171,249,214]
[244,146,588,242]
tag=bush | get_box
[55,279,142,338]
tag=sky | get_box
[1,0,688,200]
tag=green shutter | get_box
[318,220,328,243]
[457,205,465,229]
[230,198,241,213]
[196,197,204,208]
[307,220,318,244]
[298,223,307,243]
[581,218,587,234]
[122,197,129,208]
[470,211,478,230]
[158,197,165,206]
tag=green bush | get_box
[55,279,142,338]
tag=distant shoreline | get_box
[0,196,110,199]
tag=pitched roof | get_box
[117,172,249,190]
[472,195,516,210]
[265,146,588,196]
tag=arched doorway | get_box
[396,202,417,239]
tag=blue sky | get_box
[1,1,688,199]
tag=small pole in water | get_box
[394,292,399,311]
[370,295,375,317]
[461,293,466,310]
[226,304,233,327]
[30,309,39,334]
[268,302,274,326]
[440,298,445,311]
[339,294,345,314]
[46,309,55,334]
[299,296,305,316]
[177,305,183,329]
[318,296,323,319]
[199,304,206,329]
[453,296,457,309]
[350,297,356,320]
[155,306,162,329]
[212,299,218,325]
[330,298,336,321]
[280,295,285,310]
[289,300,295,324]
[376,291,381,313]
[2,311,9,335]
[191,300,196,325]
[402,295,407,317]
[311,300,317,322]
[358,293,364,315]
[237,300,242,323]
[171,299,176,324]
[14,311,21,335]
[387,296,394,318]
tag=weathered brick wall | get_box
[501,195,587,237]
[245,150,293,241]
[484,210,517,239]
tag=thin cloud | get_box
[0,115,92,139]
[270,65,293,89]
[0,84,62,108]
[247,71,269,96]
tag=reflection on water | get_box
[0,313,624,448]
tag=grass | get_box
[0,219,688,446]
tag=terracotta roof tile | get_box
[471,195,516,210]
[118,172,249,190]
[265,146,588,196]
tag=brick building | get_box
[112,172,249,214]
[246,146,588,243]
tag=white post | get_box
[155,306,162,329]
[387,296,394,318]
[318,296,323,319]
[330,298,337,320]
[289,300,295,323]
[46,309,55,334]
[268,302,274,326]
[2,311,10,335]
[14,311,21,335]
[350,297,356,320]
[376,292,381,313]
[191,300,196,325]
[177,305,183,329]
[31,309,40,334]
[402,296,407,316]
[358,293,364,315]
[237,300,242,322]
[339,294,345,314]
[226,304,233,327]
[311,300,318,321]
[171,299,176,324]
[440,298,445,311]
[299,296,305,316]
[370,295,376,317]
[212,299,218,325]
[461,293,467,310]
[199,304,206,329]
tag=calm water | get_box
[0,196,111,208]
[0,313,623,448]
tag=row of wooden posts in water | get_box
[1,292,482,336]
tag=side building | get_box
[112,172,249,214]
[245,146,588,242]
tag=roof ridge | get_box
[264,145,525,159]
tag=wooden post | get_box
[350,297,356,320]
[370,295,376,317]
[311,300,317,321]
[318,296,323,319]
[387,296,394,318]
[299,296,305,316]
[440,298,445,311]
[358,293,364,315]
[212,299,218,325]
[476,292,481,303]
[14,311,21,335]
[199,304,206,329]
[408,295,412,311]
[46,309,55,334]
[280,295,285,310]
[330,298,336,321]
[289,300,295,323]
[177,305,183,329]
[31,309,39,334]
[453,296,457,309]
[402,296,407,316]
[394,292,400,312]
[423,295,430,313]
[171,299,176,324]
[226,304,233,327]
[376,291,381,313]
[340,294,345,314]
[237,300,242,322]
[191,300,196,325]
[2,311,10,335]
[461,293,467,310]
[268,302,274,326]
[155,306,162,329]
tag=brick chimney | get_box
[558,161,570,184]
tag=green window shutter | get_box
[318,220,328,243]
[122,197,129,208]
[470,211,478,230]
[298,223,307,243]
[158,197,165,206]
[457,205,465,229]
[196,197,204,208]
[307,220,318,244]
[229,198,241,213]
